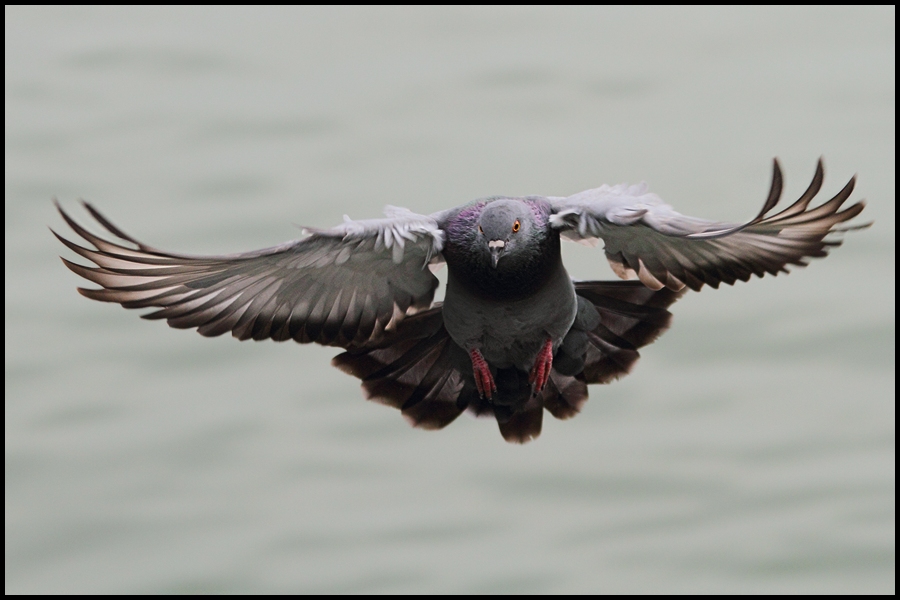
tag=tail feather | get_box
[333,307,467,430]
[398,338,466,429]
[576,281,683,385]
[542,372,589,420]
[497,394,543,443]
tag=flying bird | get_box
[53,159,867,443]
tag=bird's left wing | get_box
[548,159,868,291]
[53,202,444,348]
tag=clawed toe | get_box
[469,348,497,399]
[529,338,554,394]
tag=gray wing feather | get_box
[548,159,868,291]
[53,202,444,348]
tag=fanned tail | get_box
[332,281,683,444]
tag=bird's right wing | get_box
[53,202,444,349]
[548,159,868,291]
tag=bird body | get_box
[441,197,577,372]
[443,261,576,371]
[53,160,868,443]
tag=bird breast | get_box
[442,261,577,370]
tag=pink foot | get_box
[469,348,497,399]
[529,339,554,394]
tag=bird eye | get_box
[478,225,483,234]
[512,220,520,233]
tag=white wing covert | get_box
[549,159,867,291]
[53,202,444,349]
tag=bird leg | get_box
[529,338,554,395]
[469,348,497,399]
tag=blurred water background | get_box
[5,6,894,594]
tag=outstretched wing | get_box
[53,202,444,349]
[548,159,868,291]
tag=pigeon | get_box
[53,159,868,443]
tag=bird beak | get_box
[488,239,505,268]
[490,248,501,268]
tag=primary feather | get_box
[53,201,441,348]
[548,159,866,291]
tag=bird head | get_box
[477,200,532,268]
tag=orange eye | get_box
[512,220,520,233]
[478,225,484,234]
